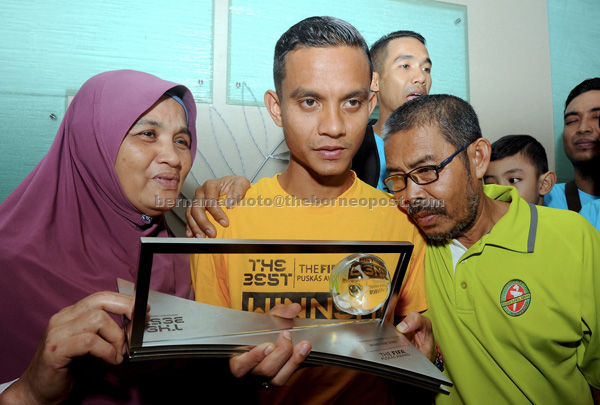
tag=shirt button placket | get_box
[456,258,473,312]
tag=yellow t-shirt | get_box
[191,174,427,316]
[190,174,427,404]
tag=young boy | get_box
[484,134,556,205]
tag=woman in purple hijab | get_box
[0,70,203,403]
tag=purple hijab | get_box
[0,70,197,386]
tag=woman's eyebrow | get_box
[133,118,163,128]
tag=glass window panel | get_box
[0,95,64,198]
[0,0,213,199]
[227,0,469,106]
[1,0,213,102]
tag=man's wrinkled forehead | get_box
[385,126,446,171]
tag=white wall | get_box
[440,0,555,166]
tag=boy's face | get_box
[484,153,542,205]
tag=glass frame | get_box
[384,140,473,192]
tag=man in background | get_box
[352,31,432,190]
[544,77,600,211]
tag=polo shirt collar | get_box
[466,185,538,254]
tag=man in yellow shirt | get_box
[189,16,429,403]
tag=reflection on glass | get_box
[330,253,391,316]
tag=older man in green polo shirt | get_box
[384,94,600,404]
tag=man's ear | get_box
[538,170,557,196]
[368,91,378,115]
[371,71,380,93]
[264,90,283,128]
[471,138,492,180]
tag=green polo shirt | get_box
[426,185,600,404]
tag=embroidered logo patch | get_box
[500,280,531,316]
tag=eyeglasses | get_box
[384,140,474,192]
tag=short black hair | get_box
[382,94,481,166]
[273,16,372,95]
[564,77,600,111]
[370,31,426,73]
[490,135,549,176]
